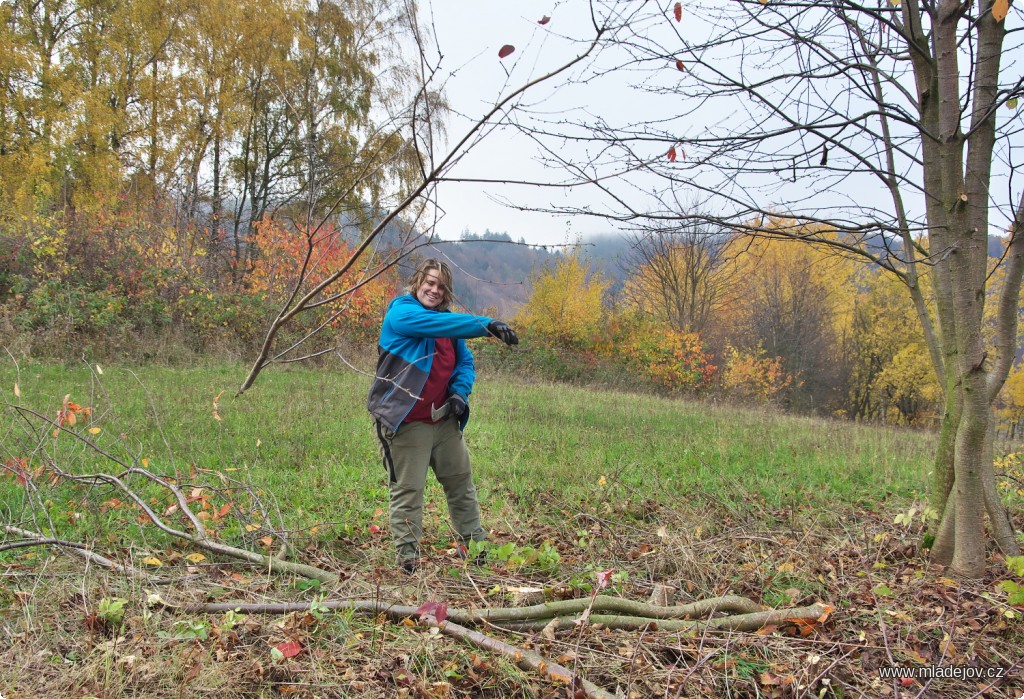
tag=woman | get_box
[367,259,518,572]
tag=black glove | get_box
[487,320,519,346]
[448,393,468,418]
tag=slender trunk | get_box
[932,489,957,565]
[213,129,222,244]
[149,58,159,202]
[951,369,989,577]
[928,381,960,564]
[983,416,1021,555]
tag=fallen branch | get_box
[463,593,765,623]
[3,524,175,584]
[7,405,320,584]
[176,597,829,633]
[437,619,616,699]
[76,469,338,584]
[494,604,833,633]
[0,533,91,553]
[42,462,338,585]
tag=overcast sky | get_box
[416,1,1022,248]
[422,1,624,247]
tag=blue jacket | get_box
[367,294,493,432]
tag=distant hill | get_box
[418,232,556,317]
[353,227,630,317]
[435,232,631,316]
[337,214,552,316]
[353,217,1011,319]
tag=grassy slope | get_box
[1,360,933,524]
[2,361,1020,699]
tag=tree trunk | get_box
[930,379,960,524]
[983,416,1021,556]
[950,383,990,577]
[931,489,957,566]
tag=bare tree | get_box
[725,246,850,413]
[620,221,731,337]
[506,0,1024,576]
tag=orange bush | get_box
[600,315,716,392]
[721,345,794,404]
[248,220,397,345]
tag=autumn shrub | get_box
[14,279,123,333]
[0,206,401,360]
[513,250,608,349]
[470,331,635,390]
[0,204,196,354]
[0,224,27,298]
[994,451,1024,510]
[248,219,398,349]
[478,314,719,394]
[873,343,941,425]
[995,364,1024,439]
[174,288,271,351]
[599,315,717,393]
[720,345,794,405]
[472,333,591,383]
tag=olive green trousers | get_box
[375,418,487,562]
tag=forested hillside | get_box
[427,232,630,317]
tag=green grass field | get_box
[3,360,1020,699]
[1,359,934,532]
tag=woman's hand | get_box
[448,393,468,418]
[486,320,519,345]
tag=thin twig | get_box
[3,524,173,584]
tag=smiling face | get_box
[415,268,448,309]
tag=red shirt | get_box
[404,338,455,423]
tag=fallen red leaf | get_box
[416,600,448,624]
[784,617,819,636]
[498,44,515,59]
[275,641,303,658]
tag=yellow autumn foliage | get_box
[515,251,608,347]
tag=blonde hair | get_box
[407,258,454,311]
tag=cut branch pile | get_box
[2,450,834,699]
[172,595,831,634]
[150,595,830,699]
